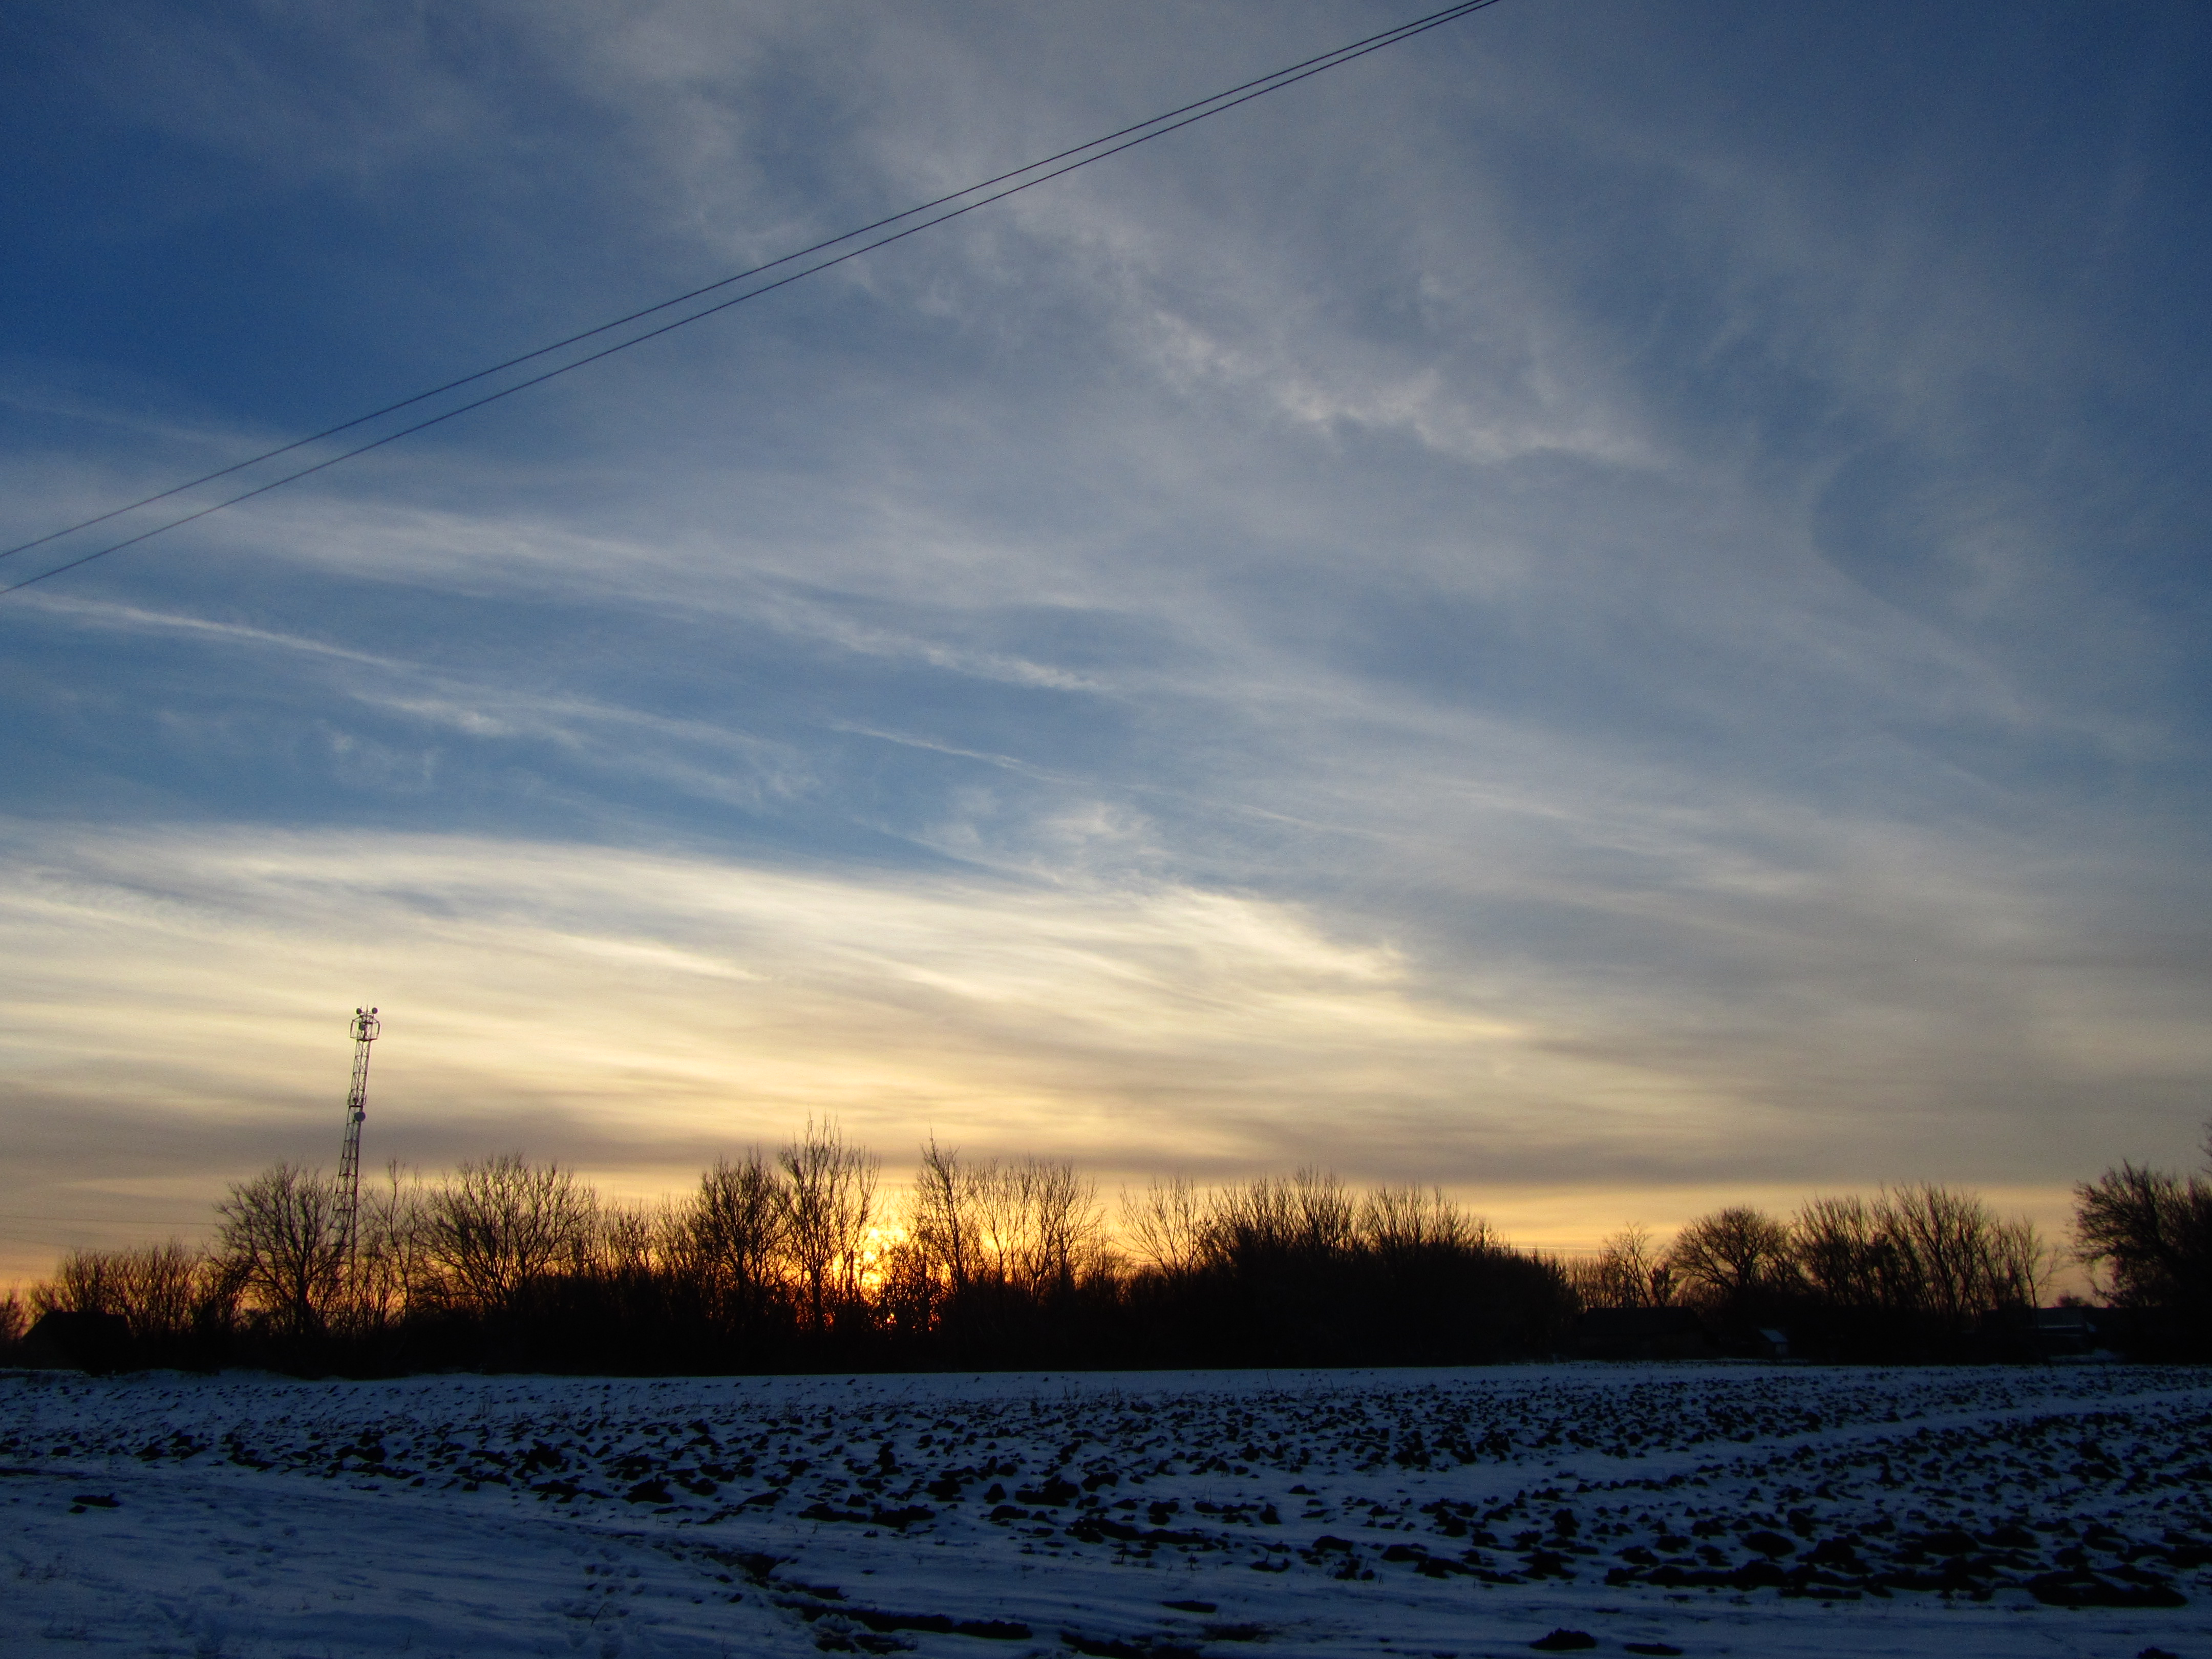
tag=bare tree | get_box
[1569,1224,1669,1309]
[1790,1195,1886,1309]
[1207,1176,1288,1264]
[1667,1206,1794,1308]
[1363,1185,1486,1264]
[687,1151,786,1325]
[1288,1168,1359,1258]
[214,1162,347,1336]
[900,1146,1104,1305]
[418,1154,597,1313]
[31,1241,214,1344]
[0,1289,25,1348]
[594,1200,664,1283]
[1988,1213,2048,1310]
[31,1247,125,1319]
[344,1163,429,1332]
[1789,1186,2044,1328]
[967,1159,1029,1289]
[1213,1168,1357,1265]
[1881,1183,2044,1324]
[115,1241,205,1341]
[1120,1176,1208,1277]
[1022,1159,1108,1296]
[2075,1160,2212,1310]
[906,1138,976,1295]
[778,1119,878,1330]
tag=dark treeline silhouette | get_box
[6,1120,2205,1375]
[5,1122,1569,1376]
[1566,1189,2049,1362]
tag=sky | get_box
[3,0,2209,1284]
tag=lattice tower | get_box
[337,1007,379,1270]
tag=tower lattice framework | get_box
[337,1007,379,1270]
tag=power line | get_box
[0,0,1495,569]
[0,0,1501,599]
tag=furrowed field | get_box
[5,1363,2210,1658]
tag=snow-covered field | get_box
[4,1363,2208,1658]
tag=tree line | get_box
[1564,1188,2048,1358]
[5,1120,2207,1374]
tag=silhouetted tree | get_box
[31,1247,125,1321]
[342,1163,430,1336]
[418,1154,596,1315]
[1668,1206,1795,1313]
[907,1138,976,1298]
[1880,1183,2043,1333]
[778,1118,877,1333]
[1569,1225,1670,1309]
[1121,1175,1207,1277]
[1790,1195,1888,1308]
[214,1162,347,1338]
[113,1241,205,1343]
[686,1151,786,1337]
[2075,1135,2212,1354]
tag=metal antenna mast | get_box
[337,1007,379,1270]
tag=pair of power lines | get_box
[0,0,1501,600]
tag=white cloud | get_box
[6,1,2207,1283]
[0,822,1560,1183]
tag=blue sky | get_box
[3,0,2208,1275]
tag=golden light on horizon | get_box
[0,819,2145,1300]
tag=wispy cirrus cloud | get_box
[2,0,2206,1282]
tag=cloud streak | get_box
[3,1,2207,1280]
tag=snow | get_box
[4,1362,2208,1657]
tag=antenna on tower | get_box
[337,1006,379,1274]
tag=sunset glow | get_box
[3,2,2207,1285]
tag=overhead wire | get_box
[0,0,1501,600]
[0,0,1497,569]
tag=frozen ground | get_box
[4,1363,2209,1658]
